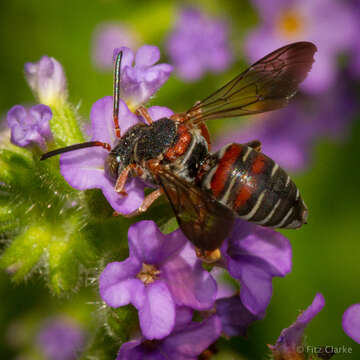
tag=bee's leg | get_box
[136,106,153,125]
[245,140,261,152]
[114,165,135,196]
[113,189,163,217]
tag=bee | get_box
[41,42,316,260]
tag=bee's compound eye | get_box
[104,154,119,181]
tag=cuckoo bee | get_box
[41,42,316,260]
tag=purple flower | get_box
[269,293,325,358]
[60,96,173,214]
[245,0,357,93]
[99,221,217,340]
[166,7,232,81]
[37,316,85,360]
[117,308,221,360]
[92,22,138,71]
[7,104,53,151]
[113,45,173,109]
[222,220,292,316]
[25,56,67,105]
[343,304,360,344]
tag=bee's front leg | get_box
[114,164,137,196]
[136,106,153,125]
[113,189,163,218]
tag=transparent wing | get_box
[186,42,317,123]
[155,167,235,251]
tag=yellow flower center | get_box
[277,9,304,37]
[137,263,161,285]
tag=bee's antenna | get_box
[113,50,123,138]
[40,141,111,161]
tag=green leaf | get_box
[50,103,84,147]
[0,224,50,281]
[48,239,79,294]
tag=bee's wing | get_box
[186,42,317,124]
[155,167,235,251]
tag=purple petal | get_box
[251,0,285,20]
[227,258,273,315]
[273,293,325,350]
[30,104,53,138]
[92,23,137,70]
[216,295,265,337]
[227,220,292,277]
[173,307,193,331]
[210,267,237,300]
[116,340,147,360]
[343,304,360,344]
[90,96,138,144]
[162,315,222,357]
[114,47,135,69]
[60,147,110,190]
[99,257,141,288]
[138,280,176,340]
[128,221,186,265]
[99,257,145,309]
[101,177,145,214]
[301,51,335,94]
[147,106,174,121]
[163,243,217,310]
[135,45,160,67]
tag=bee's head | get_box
[104,152,121,181]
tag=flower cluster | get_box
[99,219,292,357]
[7,104,53,151]
[166,7,232,81]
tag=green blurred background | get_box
[0,0,359,359]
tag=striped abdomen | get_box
[200,143,308,229]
